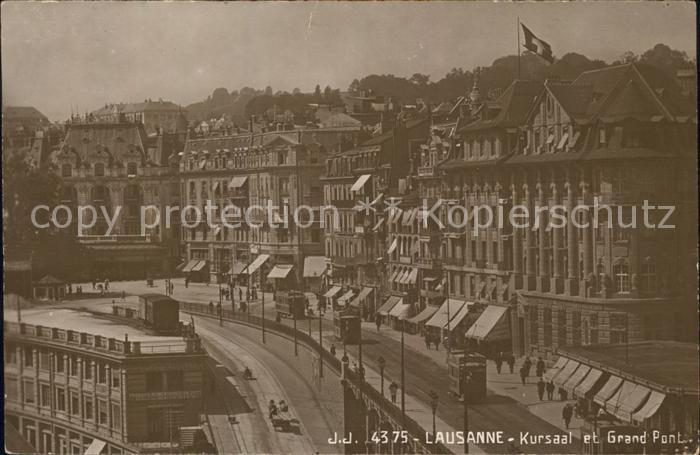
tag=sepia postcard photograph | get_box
[2,2,698,454]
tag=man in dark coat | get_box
[536,357,546,378]
[537,378,546,400]
[546,380,555,400]
[506,353,515,373]
[562,404,573,429]
[495,352,503,374]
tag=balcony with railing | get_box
[78,235,151,243]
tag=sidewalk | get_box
[360,320,582,435]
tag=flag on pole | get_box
[521,23,554,63]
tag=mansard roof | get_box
[459,80,542,132]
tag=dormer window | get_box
[127,162,138,177]
[598,128,607,146]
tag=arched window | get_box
[61,164,72,178]
[640,258,656,294]
[94,162,105,177]
[126,162,138,176]
[614,261,630,294]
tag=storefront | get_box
[464,304,511,357]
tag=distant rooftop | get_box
[559,341,699,393]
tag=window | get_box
[39,349,50,371]
[23,380,35,404]
[40,384,51,407]
[146,372,163,391]
[94,162,105,177]
[596,262,606,293]
[111,369,121,388]
[640,258,656,294]
[126,162,138,176]
[55,355,64,373]
[61,164,72,177]
[614,261,630,294]
[56,387,66,412]
[70,392,80,416]
[84,361,93,381]
[5,344,17,364]
[84,396,93,420]
[24,347,34,367]
[529,308,539,345]
[98,400,108,425]
[69,356,78,376]
[97,364,107,384]
[111,404,122,430]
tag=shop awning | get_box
[323,285,342,299]
[464,305,509,341]
[397,269,411,284]
[267,264,294,279]
[212,181,220,192]
[337,290,355,305]
[405,268,419,285]
[351,174,372,192]
[303,256,327,278]
[389,208,403,224]
[85,438,107,455]
[389,299,411,319]
[406,305,439,324]
[543,357,569,382]
[615,384,652,422]
[445,300,473,329]
[425,298,466,328]
[388,238,398,254]
[562,365,591,394]
[573,368,604,398]
[593,375,624,407]
[378,296,401,316]
[231,262,247,275]
[372,217,385,232]
[182,259,199,273]
[228,176,248,189]
[632,390,666,423]
[604,381,637,417]
[243,254,270,275]
[389,269,401,282]
[553,360,580,388]
[175,261,188,272]
[191,260,208,272]
[349,287,373,308]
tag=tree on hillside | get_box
[264,86,273,96]
[349,79,361,93]
[410,73,430,86]
[293,88,301,95]
[314,84,322,99]
[323,85,332,100]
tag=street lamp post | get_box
[400,318,405,424]
[218,254,223,326]
[318,290,323,379]
[293,310,298,356]
[378,355,386,397]
[429,389,439,438]
[261,264,265,344]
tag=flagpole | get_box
[517,17,521,80]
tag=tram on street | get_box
[448,350,487,403]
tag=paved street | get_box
[73,279,581,453]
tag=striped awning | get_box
[182,260,199,273]
[632,391,665,423]
[378,296,401,316]
[543,357,569,382]
[267,264,294,279]
[425,298,465,328]
[406,304,439,324]
[228,176,248,189]
[553,360,580,388]
[351,174,372,192]
[303,256,327,278]
[337,290,355,304]
[349,287,373,308]
[593,375,624,407]
[464,305,509,341]
[191,260,208,272]
[388,299,411,319]
[243,254,270,275]
[562,365,591,394]
[323,285,342,299]
[573,368,604,398]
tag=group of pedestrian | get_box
[494,351,516,374]
[536,377,556,401]
[423,332,441,350]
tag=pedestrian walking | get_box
[495,352,503,374]
[246,288,250,302]
[562,403,573,429]
[537,378,546,401]
[523,357,532,377]
[239,288,243,302]
[376,317,381,331]
[559,387,568,401]
[433,334,439,351]
[209,301,214,314]
[330,344,336,357]
[424,333,431,350]
[546,380,555,400]
[92,279,96,290]
[536,357,545,378]
[519,366,527,385]
[105,279,109,291]
[389,381,398,404]
[185,277,189,288]
[507,353,515,373]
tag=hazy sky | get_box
[2,2,696,121]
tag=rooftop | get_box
[4,307,192,354]
[559,341,699,393]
